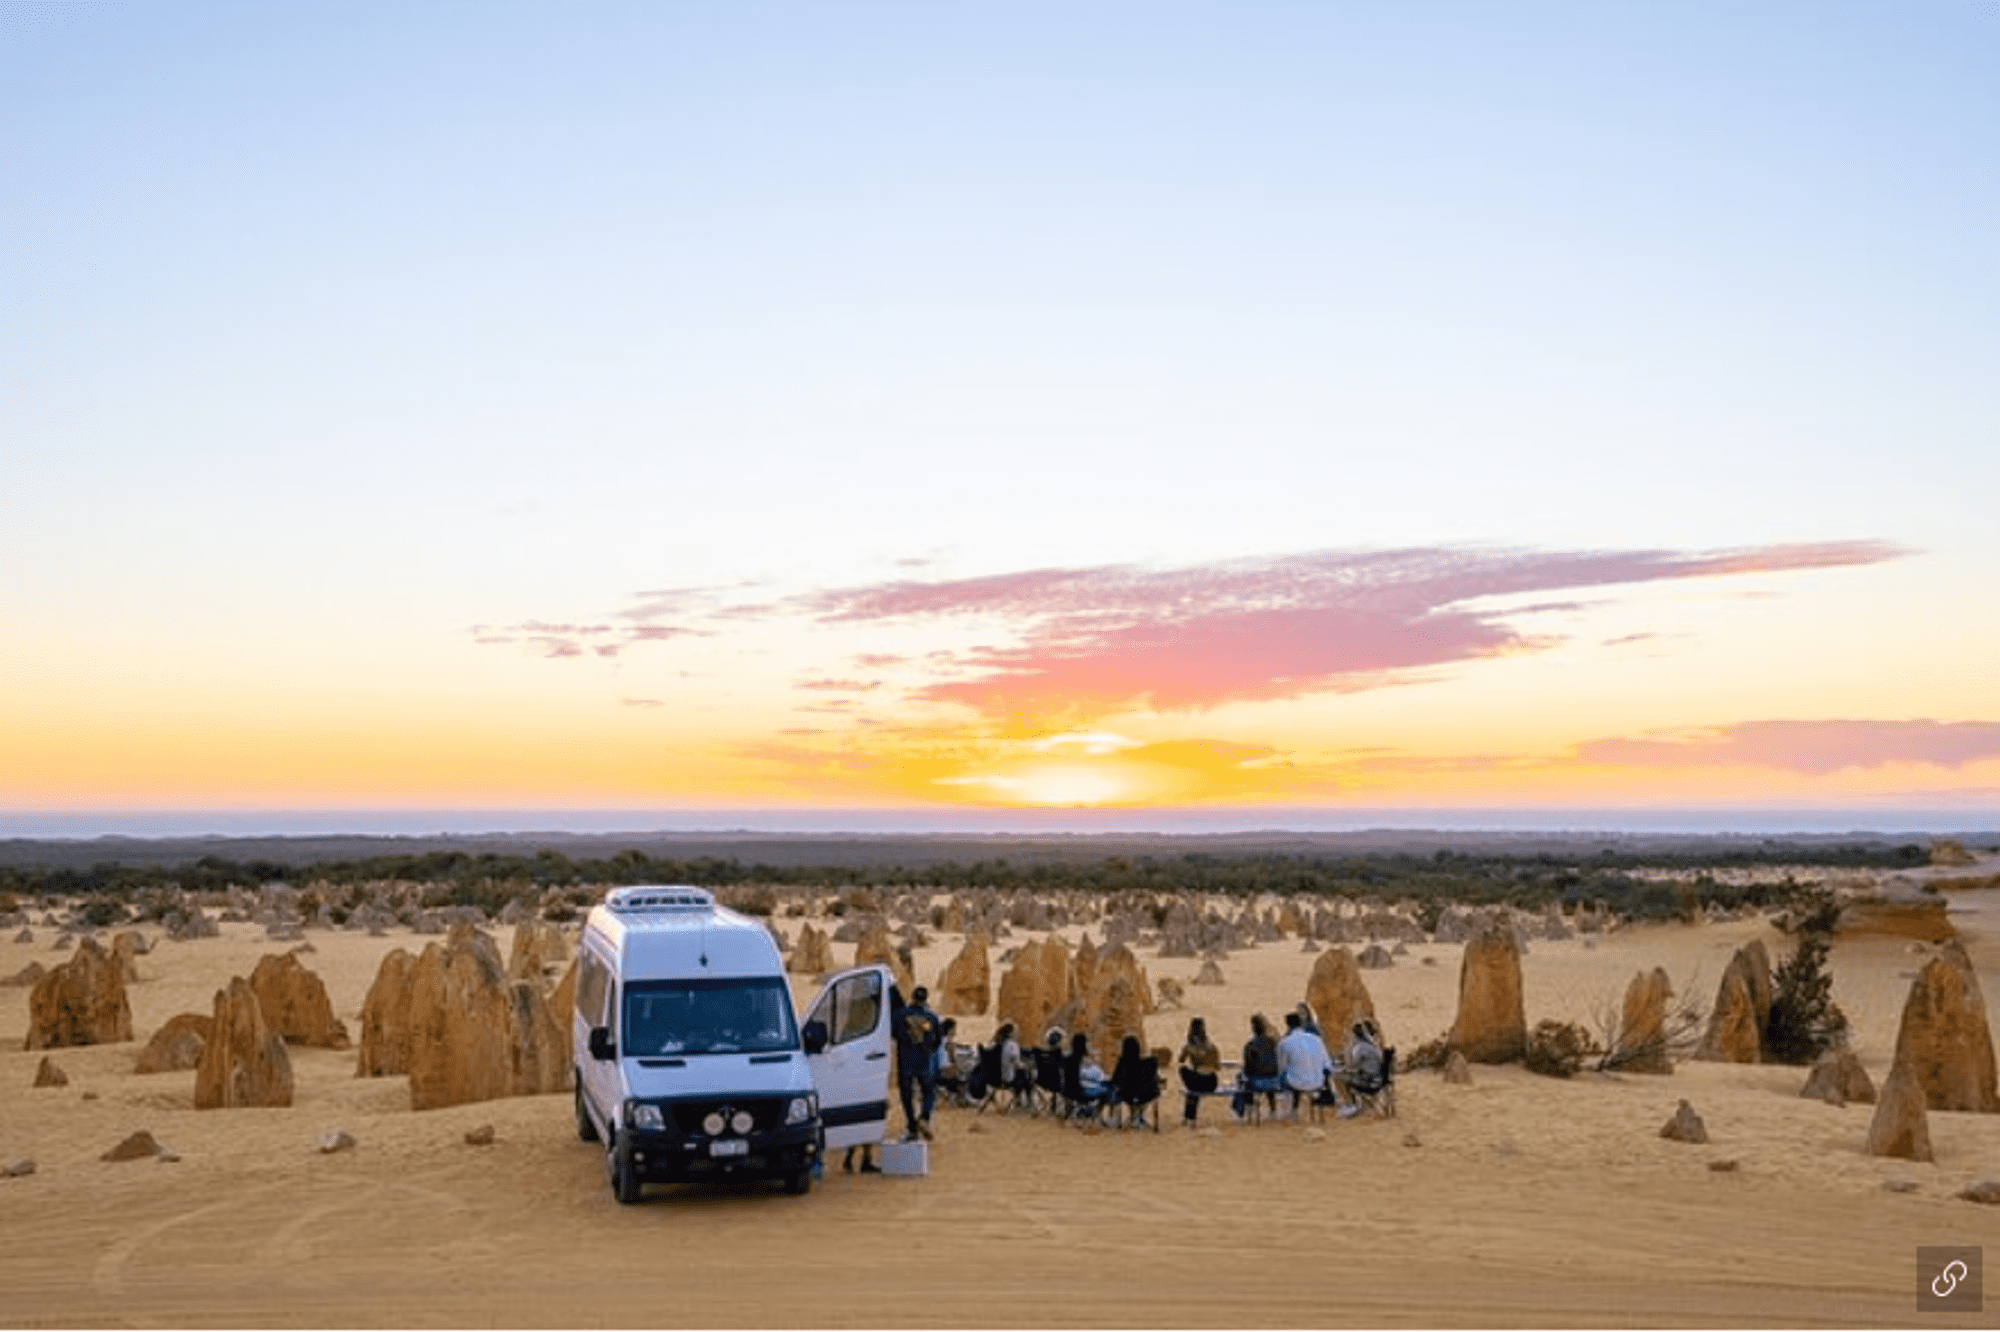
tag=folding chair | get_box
[973,1042,1024,1115]
[1349,1047,1397,1119]
[1031,1045,1068,1119]
[1111,1055,1162,1132]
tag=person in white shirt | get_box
[1275,1010,1334,1117]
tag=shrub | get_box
[1404,1032,1452,1071]
[1765,928,1846,1064]
[1524,1020,1594,1078]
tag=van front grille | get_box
[667,1097,786,1136]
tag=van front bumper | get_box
[622,1120,821,1183]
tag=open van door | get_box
[801,964,894,1151]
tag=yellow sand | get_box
[3,878,1997,1329]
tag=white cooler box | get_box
[879,1140,929,1176]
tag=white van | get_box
[572,885,894,1202]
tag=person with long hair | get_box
[1231,1012,1282,1121]
[1177,1016,1221,1126]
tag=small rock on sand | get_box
[463,1125,496,1146]
[3,1157,36,1178]
[1958,1179,2000,1206]
[317,1130,357,1154]
[1660,1100,1708,1144]
[102,1131,161,1162]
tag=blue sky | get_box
[4,2,1998,816]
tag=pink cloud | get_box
[785,541,1907,723]
[1576,720,2000,774]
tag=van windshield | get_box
[622,977,798,1056]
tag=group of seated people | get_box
[1207,1008,1387,1124]
[955,1007,1388,1129]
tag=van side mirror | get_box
[588,1026,617,1061]
[801,1019,828,1055]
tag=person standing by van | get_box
[892,985,942,1141]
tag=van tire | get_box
[575,1081,599,1143]
[783,1167,812,1196]
[609,1133,642,1205]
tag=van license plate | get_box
[710,1138,747,1157]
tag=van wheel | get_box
[608,1133,642,1205]
[783,1167,812,1196]
[575,1081,599,1143]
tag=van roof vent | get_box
[605,886,716,914]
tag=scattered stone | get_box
[194,977,295,1110]
[1697,941,1771,1064]
[2,1157,35,1178]
[965,1119,990,1135]
[1153,977,1185,1010]
[1356,943,1393,970]
[1956,1179,2000,1205]
[1192,959,1226,986]
[1864,1058,1933,1162]
[404,923,568,1111]
[787,922,834,976]
[13,927,33,945]
[355,948,418,1078]
[936,932,990,1017]
[102,1130,162,1162]
[155,1146,181,1164]
[1707,1158,1740,1173]
[23,937,133,1050]
[507,919,570,983]
[1301,1127,1326,1143]
[1886,939,1999,1113]
[1614,968,1675,1074]
[1450,924,1527,1063]
[32,1056,68,1088]
[250,952,352,1049]
[1402,1131,1422,1148]
[1800,1049,1877,1107]
[317,1130,357,1154]
[134,1013,213,1075]
[1442,1051,1474,1085]
[1659,1100,1709,1144]
[81,1090,99,1101]
[463,1124,496,1146]
[994,936,1074,1040]
[1883,1178,1920,1194]
[1305,948,1378,1049]
[3,961,47,988]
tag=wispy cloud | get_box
[786,540,1907,724]
[476,539,1909,729]
[1577,719,2000,774]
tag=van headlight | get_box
[786,1094,817,1126]
[630,1103,665,1132]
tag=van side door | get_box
[802,964,893,1151]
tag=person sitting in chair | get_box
[1275,1009,1334,1118]
[1178,1016,1221,1127]
[1109,1034,1156,1128]
[1071,1032,1113,1118]
[1332,1018,1386,1118]
[1231,1013,1282,1121]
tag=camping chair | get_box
[1111,1055,1162,1132]
[1031,1045,1067,1118]
[973,1042,1024,1116]
[1349,1047,1397,1119]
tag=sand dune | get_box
[4,881,1998,1328]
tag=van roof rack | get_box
[605,886,716,914]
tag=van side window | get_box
[577,952,611,1026]
[830,971,882,1046]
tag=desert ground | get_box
[4,868,1998,1329]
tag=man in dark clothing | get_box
[891,984,942,1141]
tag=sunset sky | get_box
[5,3,1998,825]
